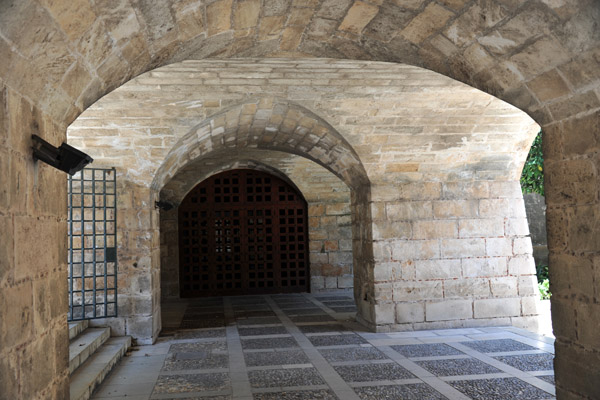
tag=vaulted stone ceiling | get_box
[1,0,596,129]
[67,58,538,195]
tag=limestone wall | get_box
[1,0,599,397]
[68,59,540,340]
[0,85,70,398]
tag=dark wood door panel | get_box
[178,169,309,297]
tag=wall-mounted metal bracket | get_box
[32,134,93,175]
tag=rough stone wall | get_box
[158,152,353,299]
[524,193,548,267]
[0,85,70,398]
[1,1,599,397]
[68,59,540,338]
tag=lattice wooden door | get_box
[178,169,309,297]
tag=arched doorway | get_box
[178,169,309,297]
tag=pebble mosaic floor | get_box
[91,293,556,400]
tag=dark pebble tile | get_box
[417,358,501,376]
[238,326,288,336]
[334,363,415,382]
[169,341,227,354]
[493,353,554,371]
[329,306,357,313]
[231,296,267,304]
[299,324,350,334]
[153,373,229,394]
[449,377,556,400]
[180,319,225,329]
[175,329,226,339]
[308,334,367,347]
[253,389,338,399]
[162,354,229,370]
[158,397,230,400]
[314,296,353,301]
[278,302,314,309]
[460,339,537,353]
[291,315,336,323]
[235,310,276,318]
[237,317,281,325]
[242,337,298,350]
[319,347,388,362]
[354,384,448,400]
[391,343,465,358]
[244,350,310,367]
[248,368,325,388]
[284,308,326,316]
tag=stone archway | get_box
[151,97,373,329]
[159,156,354,302]
[2,1,600,398]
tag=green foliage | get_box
[538,279,551,300]
[536,265,551,300]
[520,131,544,196]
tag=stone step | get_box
[70,336,132,400]
[69,327,110,374]
[69,320,90,341]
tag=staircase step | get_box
[69,327,110,374]
[69,320,90,341]
[70,336,132,400]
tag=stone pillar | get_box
[0,86,70,399]
[544,113,600,399]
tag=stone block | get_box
[513,237,533,255]
[338,1,379,35]
[0,214,13,284]
[474,298,520,318]
[401,3,454,44]
[391,239,439,260]
[463,257,507,277]
[126,315,154,344]
[207,0,233,36]
[412,219,457,239]
[490,276,518,297]
[508,255,535,275]
[395,302,425,323]
[440,238,485,258]
[433,200,478,219]
[234,0,260,29]
[415,259,461,280]
[521,296,540,315]
[505,217,530,236]
[486,237,513,257]
[325,202,350,215]
[374,265,392,282]
[459,218,504,238]
[373,221,411,240]
[338,275,353,288]
[425,299,472,321]
[311,276,325,290]
[374,302,395,324]
[374,282,393,301]
[518,275,538,296]
[393,280,443,301]
[325,276,338,288]
[445,278,490,298]
[386,201,432,221]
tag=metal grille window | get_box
[68,168,118,321]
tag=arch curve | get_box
[151,97,370,193]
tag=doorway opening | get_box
[178,169,309,297]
